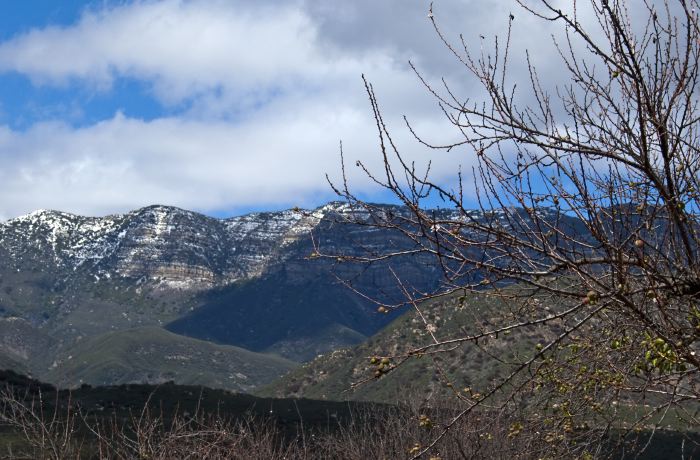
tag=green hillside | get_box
[258,287,554,402]
[0,317,56,376]
[44,326,297,392]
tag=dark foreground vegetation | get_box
[0,370,697,459]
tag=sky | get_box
[0,0,564,220]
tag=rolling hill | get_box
[258,287,555,402]
[44,326,296,392]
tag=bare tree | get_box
[0,383,550,459]
[324,0,700,457]
[0,387,83,459]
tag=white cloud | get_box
[0,97,459,219]
[0,1,321,103]
[0,0,586,219]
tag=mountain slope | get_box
[0,317,56,376]
[167,270,375,361]
[167,205,445,360]
[44,326,296,392]
[259,287,555,402]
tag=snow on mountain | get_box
[0,203,381,289]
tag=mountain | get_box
[0,202,588,390]
[0,202,447,388]
[0,204,322,291]
[166,204,447,360]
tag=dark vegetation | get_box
[2,370,696,459]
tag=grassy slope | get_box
[259,288,553,402]
[263,322,367,362]
[0,317,56,376]
[44,326,297,392]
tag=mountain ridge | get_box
[0,201,576,390]
[0,201,447,388]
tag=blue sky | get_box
[0,1,85,39]
[0,2,195,130]
[0,0,556,220]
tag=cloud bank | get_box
[0,0,562,220]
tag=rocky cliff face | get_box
[0,204,329,289]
